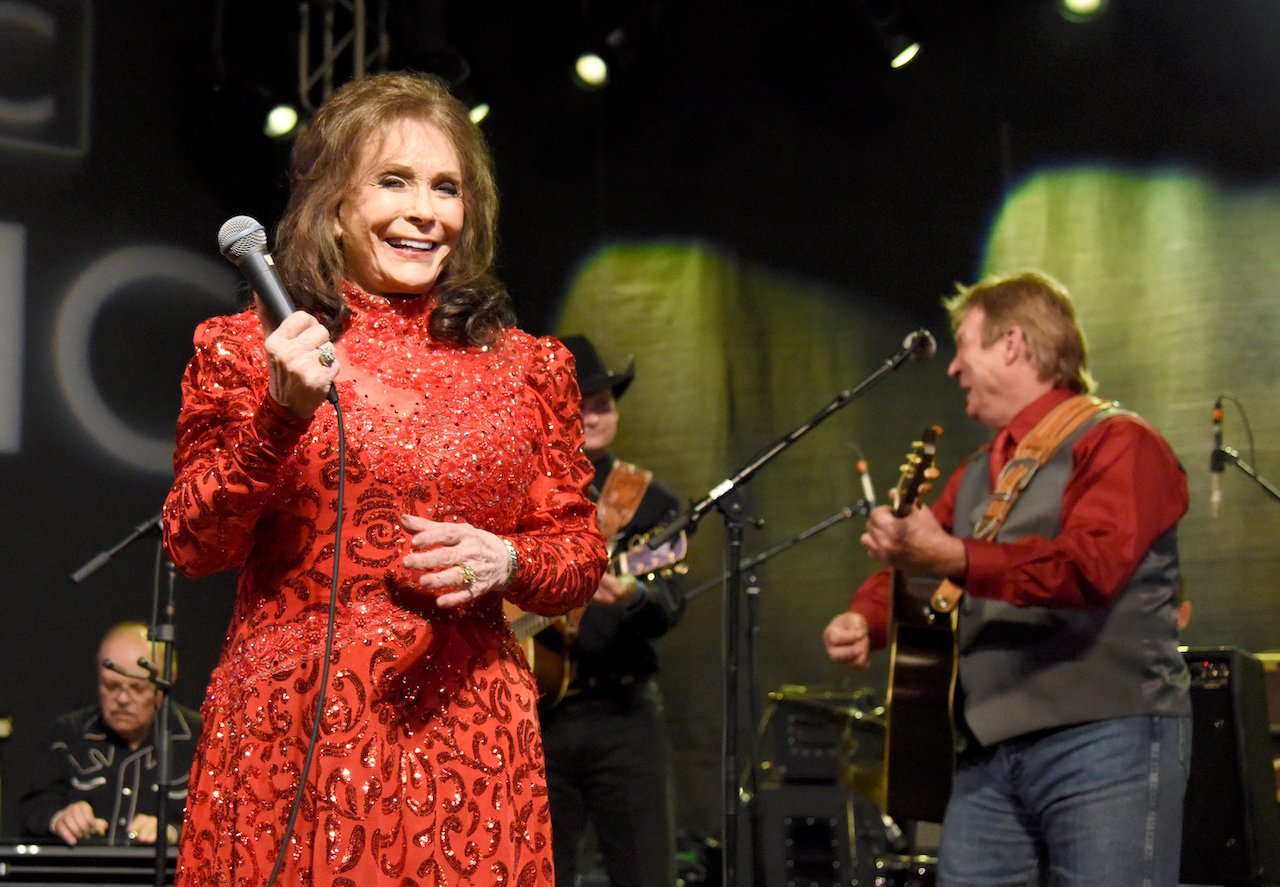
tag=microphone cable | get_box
[216,214,348,883]
[265,394,346,887]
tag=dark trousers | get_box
[541,679,676,887]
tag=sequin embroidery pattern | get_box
[163,282,606,886]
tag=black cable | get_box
[265,397,346,887]
[1220,392,1258,468]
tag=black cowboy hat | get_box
[560,334,635,399]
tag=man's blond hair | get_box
[943,270,1097,394]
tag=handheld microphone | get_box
[856,457,876,514]
[218,216,297,327]
[903,329,937,361]
[218,215,338,406]
[1210,397,1224,518]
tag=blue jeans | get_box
[937,715,1192,887]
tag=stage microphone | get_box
[856,457,876,513]
[903,328,937,361]
[1210,397,1224,518]
[218,215,297,327]
[218,215,338,406]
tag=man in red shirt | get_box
[824,271,1191,886]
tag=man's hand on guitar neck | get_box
[591,571,640,606]
[823,612,871,669]
[861,503,967,581]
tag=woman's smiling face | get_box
[334,116,465,297]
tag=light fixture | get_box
[573,52,609,90]
[263,103,300,139]
[1060,0,1106,22]
[863,0,922,70]
[889,39,921,69]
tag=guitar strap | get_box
[931,393,1116,613]
[571,460,653,626]
[596,459,654,542]
[558,460,652,649]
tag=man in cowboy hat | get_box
[541,334,687,887]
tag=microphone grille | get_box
[218,215,267,260]
[906,329,937,361]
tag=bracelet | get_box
[498,537,519,589]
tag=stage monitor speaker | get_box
[1180,646,1280,887]
[1256,651,1280,800]
[755,781,890,887]
[757,685,884,788]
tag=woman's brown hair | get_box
[274,71,513,344]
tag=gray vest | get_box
[953,413,1190,746]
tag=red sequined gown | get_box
[163,283,606,886]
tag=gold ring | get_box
[459,562,477,588]
[318,342,336,367]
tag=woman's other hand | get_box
[400,514,515,608]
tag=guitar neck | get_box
[507,531,688,642]
[512,611,558,642]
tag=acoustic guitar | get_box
[503,531,689,705]
[881,425,959,825]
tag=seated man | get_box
[17,621,201,846]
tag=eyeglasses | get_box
[98,677,155,700]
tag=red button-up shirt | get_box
[850,388,1188,649]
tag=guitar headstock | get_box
[614,530,689,577]
[891,425,942,518]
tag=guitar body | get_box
[504,603,577,705]
[885,574,959,824]
[878,425,959,824]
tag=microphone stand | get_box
[70,512,178,885]
[647,331,934,887]
[1215,446,1280,505]
[70,512,163,585]
[144,555,179,887]
[684,501,870,883]
[684,501,871,604]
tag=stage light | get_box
[263,103,300,139]
[468,102,490,125]
[889,39,921,69]
[573,52,609,89]
[863,0,922,70]
[1061,0,1106,21]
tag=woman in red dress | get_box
[163,71,606,886]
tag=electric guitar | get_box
[503,531,689,705]
[881,425,959,825]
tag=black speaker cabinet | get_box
[1181,646,1280,887]
[756,782,889,887]
[757,686,885,788]
[1257,651,1280,800]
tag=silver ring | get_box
[317,342,336,367]
[459,562,477,588]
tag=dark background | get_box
[1,0,1278,845]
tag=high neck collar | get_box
[341,279,436,320]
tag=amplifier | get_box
[1257,651,1280,799]
[1180,647,1280,887]
[757,684,885,788]
[0,843,175,886]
